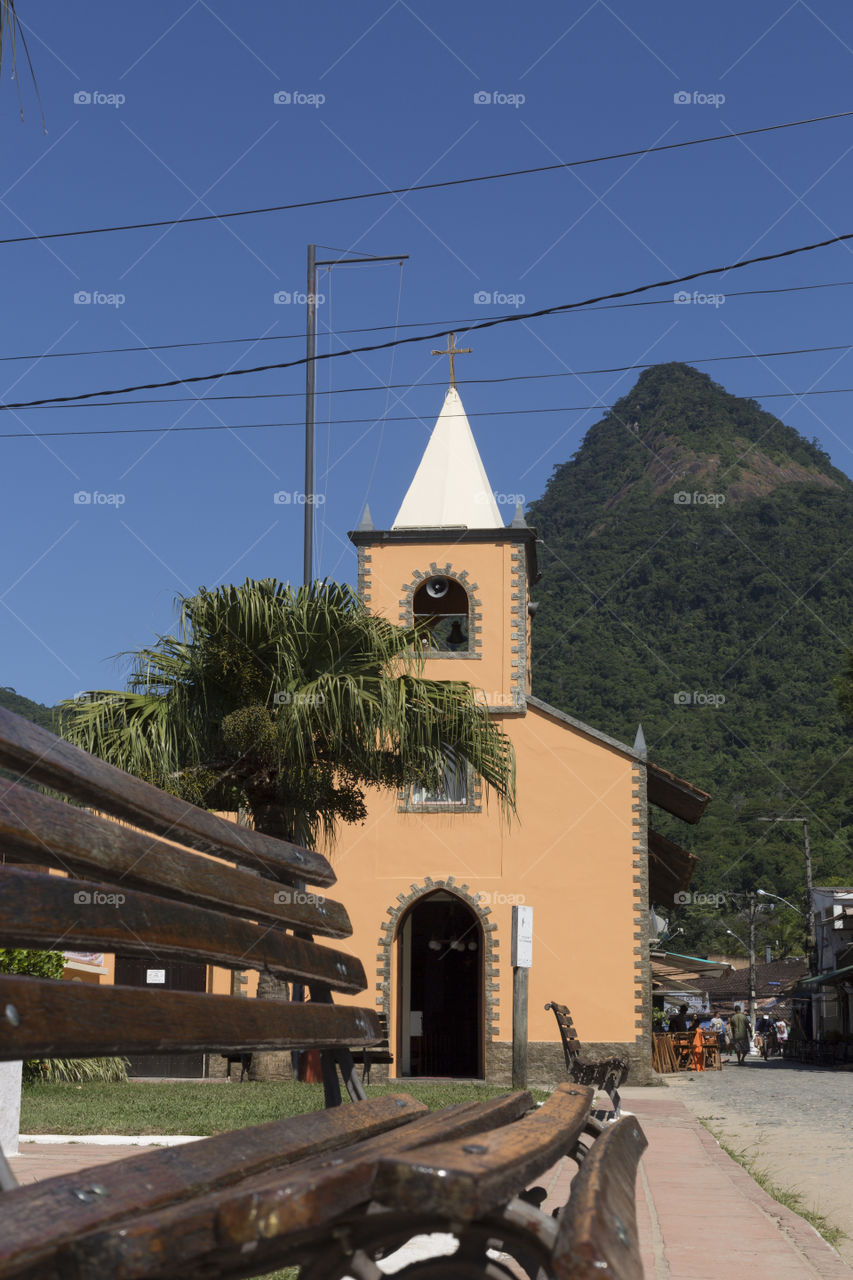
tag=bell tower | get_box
[349,381,537,712]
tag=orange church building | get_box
[310,382,709,1086]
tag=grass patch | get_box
[21,1079,544,1136]
[698,1119,848,1252]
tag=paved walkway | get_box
[7,1088,851,1279]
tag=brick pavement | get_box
[7,1090,851,1279]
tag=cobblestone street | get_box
[667,1059,853,1266]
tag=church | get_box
[327,360,711,1086]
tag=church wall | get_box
[326,703,648,1084]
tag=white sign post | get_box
[0,1060,22,1158]
[511,906,533,1089]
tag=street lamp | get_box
[756,817,816,973]
[725,925,757,1026]
[756,888,804,916]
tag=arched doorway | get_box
[397,890,483,1078]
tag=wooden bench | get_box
[545,1002,631,1117]
[0,707,648,1278]
[348,1011,394,1084]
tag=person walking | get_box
[729,1005,752,1065]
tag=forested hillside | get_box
[527,363,853,949]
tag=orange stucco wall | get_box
[327,702,640,1057]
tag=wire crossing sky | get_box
[2,0,853,703]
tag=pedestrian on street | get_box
[729,1005,752,1065]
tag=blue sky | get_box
[2,0,853,704]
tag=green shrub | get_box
[0,948,65,979]
[25,1057,130,1085]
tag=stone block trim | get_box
[509,546,528,704]
[374,878,501,1055]
[632,761,652,1078]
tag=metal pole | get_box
[303,243,316,587]
[748,901,757,1030]
[802,818,817,975]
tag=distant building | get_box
[799,887,853,1038]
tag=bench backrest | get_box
[544,1000,583,1071]
[0,707,380,1107]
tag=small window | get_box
[411,750,468,807]
[413,577,470,652]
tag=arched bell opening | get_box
[412,576,471,652]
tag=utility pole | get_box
[302,246,409,585]
[757,817,817,975]
[748,900,757,1029]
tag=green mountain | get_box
[527,363,853,949]
[0,687,57,731]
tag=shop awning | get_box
[798,963,853,986]
[651,950,734,984]
[647,763,711,824]
[648,829,698,906]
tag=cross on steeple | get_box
[431,332,472,388]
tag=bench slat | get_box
[0,782,351,937]
[0,706,334,887]
[373,1083,594,1221]
[0,1094,429,1280]
[61,1094,534,1280]
[552,1114,647,1280]
[0,868,366,992]
[0,977,380,1059]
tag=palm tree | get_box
[60,578,516,850]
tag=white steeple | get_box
[392,387,504,529]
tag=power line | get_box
[0,110,851,248]
[2,227,853,413]
[3,385,853,440]
[9,339,853,412]
[5,276,853,367]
